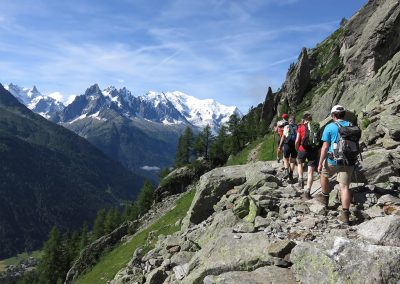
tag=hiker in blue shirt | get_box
[317,105,354,225]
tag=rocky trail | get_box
[110,145,400,283]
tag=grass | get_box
[225,138,263,166]
[0,250,42,272]
[76,189,196,284]
[258,133,276,161]
[225,133,276,166]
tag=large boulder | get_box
[182,165,246,228]
[378,114,400,140]
[291,237,400,283]
[183,162,275,229]
[203,266,296,284]
[182,230,274,284]
[358,149,397,183]
[357,215,400,246]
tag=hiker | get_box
[317,105,361,225]
[295,112,320,199]
[278,115,297,180]
[275,114,289,162]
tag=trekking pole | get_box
[272,132,276,160]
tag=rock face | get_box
[281,47,311,111]
[260,87,277,127]
[269,0,400,122]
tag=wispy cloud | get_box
[0,0,366,111]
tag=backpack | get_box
[332,122,362,166]
[283,124,297,144]
[301,121,321,150]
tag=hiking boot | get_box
[338,210,350,225]
[298,178,304,189]
[283,168,290,179]
[302,190,312,201]
[315,192,329,208]
[288,170,293,182]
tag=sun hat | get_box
[331,105,345,113]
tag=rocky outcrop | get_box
[155,161,212,201]
[260,87,276,127]
[281,47,311,110]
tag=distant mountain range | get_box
[5,83,241,133]
[5,83,241,180]
[0,83,144,258]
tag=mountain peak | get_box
[85,84,102,96]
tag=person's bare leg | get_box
[339,183,351,224]
[307,166,315,190]
[316,174,330,207]
[340,183,351,209]
[297,160,304,188]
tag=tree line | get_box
[18,181,155,284]
[174,103,268,168]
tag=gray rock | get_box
[305,199,327,215]
[182,231,273,284]
[296,217,318,229]
[232,196,250,219]
[377,194,400,206]
[365,205,384,218]
[203,266,296,284]
[267,240,296,258]
[232,221,255,233]
[357,215,400,246]
[145,267,168,284]
[359,150,395,183]
[291,237,400,283]
[170,251,195,267]
[173,264,189,280]
[379,114,400,140]
[182,165,247,228]
[254,216,271,229]
[111,267,145,284]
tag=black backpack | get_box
[301,121,321,151]
[332,122,362,166]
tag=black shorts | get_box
[297,150,318,168]
[283,142,297,159]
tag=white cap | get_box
[331,105,345,113]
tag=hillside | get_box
[66,0,400,283]
[0,84,145,259]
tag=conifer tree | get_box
[79,223,89,251]
[92,208,107,239]
[137,181,155,215]
[209,125,229,166]
[193,125,213,159]
[36,227,63,284]
[175,127,193,167]
[227,113,242,154]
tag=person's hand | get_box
[277,147,282,153]
[317,164,323,175]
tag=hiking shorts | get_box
[283,142,297,159]
[297,150,318,168]
[321,160,354,185]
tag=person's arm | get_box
[318,142,329,174]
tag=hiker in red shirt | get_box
[295,112,320,200]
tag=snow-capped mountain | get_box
[4,83,64,119]
[55,84,241,133]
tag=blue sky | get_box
[0,0,367,112]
